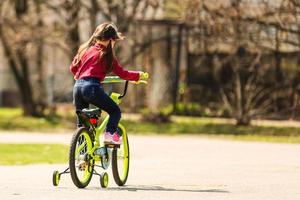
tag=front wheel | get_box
[69,127,94,188]
[111,125,130,186]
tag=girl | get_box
[70,22,148,145]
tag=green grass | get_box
[124,119,300,136]
[0,108,74,131]
[0,144,69,165]
[123,118,300,143]
[1,108,300,143]
[226,135,300,143]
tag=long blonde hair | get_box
[74,22,119,72]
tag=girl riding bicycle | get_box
[70,22,148,145]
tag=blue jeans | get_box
[73,77,121,133]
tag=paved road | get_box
[0,132,300,200]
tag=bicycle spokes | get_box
[76,133,92,182]
[112,127,130,186]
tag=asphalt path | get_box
[0,132,300,200]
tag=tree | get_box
[219,47,274,125]
[0,0,48,116]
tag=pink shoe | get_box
[103,132,113,144]
[112,132,122,145]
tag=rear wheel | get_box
[111,125,130,186]
[69,127,94,188]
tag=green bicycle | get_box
[52,76,147,188]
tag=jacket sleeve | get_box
[69,56,79,77]
[112,58,140,81]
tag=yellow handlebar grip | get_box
[140,72,149,80]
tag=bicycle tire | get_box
[111,126,130,186]
[69,127,94,188]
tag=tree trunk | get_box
[64,0,81,57]
[16,48,40,116]
[35,0,47,114]
[0,30,39,116]
[274,29,283,112]
[236,115,251,126]
[89,0,98,32]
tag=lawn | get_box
[0,108,74,131]
[1,108,300,143]
[125,118,300,136]
[124,117,300,143]
[0,144,68,165]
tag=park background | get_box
[1,0,300,165]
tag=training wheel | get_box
[52,170,60,186]
[100,172,109,188]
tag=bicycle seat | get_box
[81,108,101,117]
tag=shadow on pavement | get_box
[103,185,229,193]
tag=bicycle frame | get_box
[85,76,135,161]
[89,93,124,159]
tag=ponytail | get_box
[103,40,114,73]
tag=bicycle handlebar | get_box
[101,76,125,84]
[101,76,147,99]
[119,81,129,99]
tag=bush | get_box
[140,108,171,123]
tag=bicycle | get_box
[52,75,147,188]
